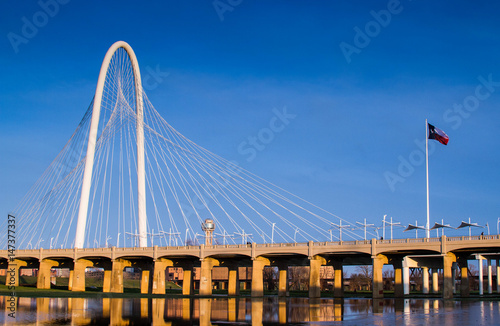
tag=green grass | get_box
[0,275,182,298]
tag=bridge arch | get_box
[75,41,147,249]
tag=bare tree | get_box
[289,266,309,291]
[263,266,278,291]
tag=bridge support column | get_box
[5,259,27,287]
[102,270,112,292]
[72,259,93,292]
[251,256,270,297]
[478,257,484,295]
[422,267,429,294]
[228,265,240,296]
[183,268,193,295]
[333,260,344,298]
[200,258,219,296]
[458,258,469,297]
[37,259,59,289]
[403,266,410,295]
[372,254,388,299]
[309,255,326,298]
[432,268,439,293]
[392,259,404,298]
[110,259,131,293]
[487,259,493,294]
[68,270,74,291]
[152,259,173,294]
[443,252,456,299]
[277,263,289,297]
[140,269,152,294]
[496,259,500,294]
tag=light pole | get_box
[386,217,401,240]
[331,221,350,241]
[383,215,387,240]
[117,233,121,247]
[105,236,112,248]
[50,237,54,249]
[294,228,300,242]
[271,223,276,244]
[356,219,374,240]
[235,230,252,244]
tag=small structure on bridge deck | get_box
[202,219,215,245]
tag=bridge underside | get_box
[3,236,500,299]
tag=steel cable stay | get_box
[2,43,382,250]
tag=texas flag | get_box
[428,123,449,145]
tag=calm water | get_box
[1,296,500,325]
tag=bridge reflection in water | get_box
[2,296,500,325]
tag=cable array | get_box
[2,48,372,249]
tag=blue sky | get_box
[1,0,500,240]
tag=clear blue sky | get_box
[1,0,500,239]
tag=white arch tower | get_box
[74,41,147,248]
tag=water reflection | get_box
[1,296,500,325]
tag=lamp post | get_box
[382,215,387,240]
[331,221,350,241]
[356,219,374,240]
[294,228,300,242]
[271,223,276,244]
[386,217,401,240]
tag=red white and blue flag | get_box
[428,123,449,145]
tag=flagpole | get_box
[425,119,430,238]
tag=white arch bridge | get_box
[2,42,500,299]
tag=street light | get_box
[294,228,300,242]
[215,230,233,245]
[386,217,401,240]
[234,230,252,244]
[382,215,387,240]
[271,223,276,244]
[356,218,374,240]
[331,221,350,241]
